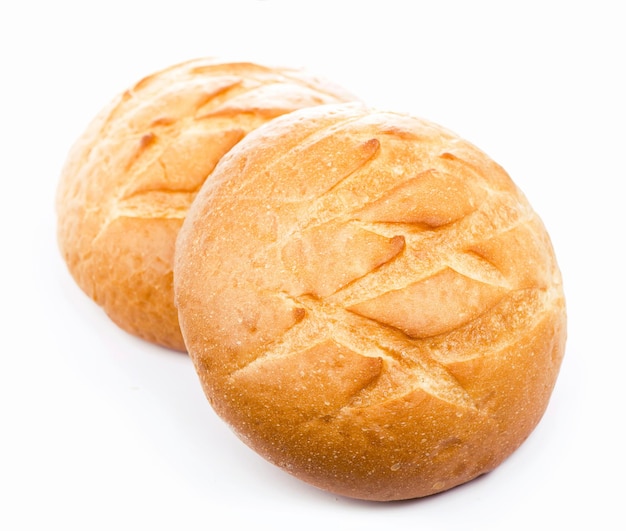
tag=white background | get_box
[1,1,624,529]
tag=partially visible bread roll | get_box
[56,58,356,351]
[174,102,567,501]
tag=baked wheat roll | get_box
[56,58,357,351]
[174,102,567,500]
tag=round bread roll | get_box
[174,102,567,501]
[56,58,356,351]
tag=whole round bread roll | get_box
[174,102,567,501]
[56,58,356,351]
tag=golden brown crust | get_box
[174,102,566,500]
[56,58,357,351]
